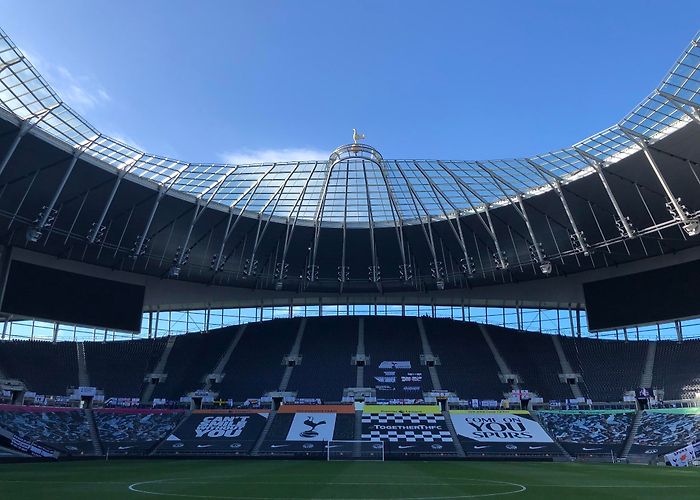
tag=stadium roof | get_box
[2,29,700,230]
[0,29,700,301]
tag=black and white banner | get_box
[451,413,553,443]
[285,413,337,442]
[361,413,456,454]
[451,412,559,454]
[155,413,267,454]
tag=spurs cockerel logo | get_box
[299,415,327,438]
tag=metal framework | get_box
[0,29,699,290]
[0,29,699,230]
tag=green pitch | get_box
[0,459,698,499]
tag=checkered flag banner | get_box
[361,413,453,443]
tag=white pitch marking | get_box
[127,475,527,499]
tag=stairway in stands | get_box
[76,342,90,387]
[478,324,515,392]
[277,319,306,392]
[639,341,657,388]
[620,411,644,459]
[619,342,657,460]
[140,336,177,403]
[442,411,465,457]
[251,411,277,455]
[530,410,571,460]
[550,335,584,399]
[416,318,441,391]
[203,325,247,391]
[355,318,365,388]
[85,410,103,455]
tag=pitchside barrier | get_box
[327,440,384,461]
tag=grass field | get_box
[0,459,698,499]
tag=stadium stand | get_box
[94,408,185,455]
[0,341,78,395]
[2,317,700,407]
[630,409,700,454]
[212,319,301,401]
[537,410,633,456]
[286,317,358,401]
[364,317,430,400]
[152,329,234,401]
[0,405,93,455]
[559,336,647,402]
[487,325,572,401]
[652,340,700,400]
[84,338,168,398]
[422,318,505,399]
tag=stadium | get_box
[0,6,700,499]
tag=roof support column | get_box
[0,120,30,178]
[477,162,550,274]
[131,188,166,259]
[244,163,302,278]
[88,153,145,244]
[483,205,508,270]
[526,159,589,255]
[438,161,508,271]
[275,162,324,288]
[411,161,475,276]
[621,127,699,236]
[576,148,635,239]
[26,148,83,242]
[309,161,336,282]
[362,161,380,285]
[210,165,276,275]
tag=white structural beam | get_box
[575,147,636,239]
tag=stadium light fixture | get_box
[683,219,700,236]
[539,261,553,275]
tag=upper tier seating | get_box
[559,336,647,402]
[422,318,505,399]
[0,340,78,395]
[1,317,699,405]
[153,328,234,401]
[487,325,572,401]
[286,317,358,401]
[652,340,700,400]
[213,319,300,401]
[364,316,430,399]
[85,338,167,398]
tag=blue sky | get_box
[3,1,700,164]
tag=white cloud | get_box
[107,132,147,153]
[221,147,329,165]
[23,50,111,113]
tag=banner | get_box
[77,386,97,397]
[450,410,529,415]
[361,412,456,454]
[9,434,57,459]
[155,412,267,454]
[285,413,337,442]
[379,361,411,369]
[451,412,553,443]
[278,404,354,414]
[363,405,440,414]
[665,443,698,467]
